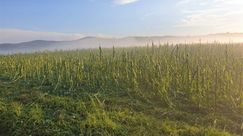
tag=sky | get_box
[1,0,243,43]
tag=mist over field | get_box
[1,0,243,136]
[1,33,243,54]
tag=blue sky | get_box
[1,0,243,42]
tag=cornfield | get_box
[0,43,243,135]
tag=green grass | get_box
[0,44,242,135]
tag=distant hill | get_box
[1,33,243,54]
